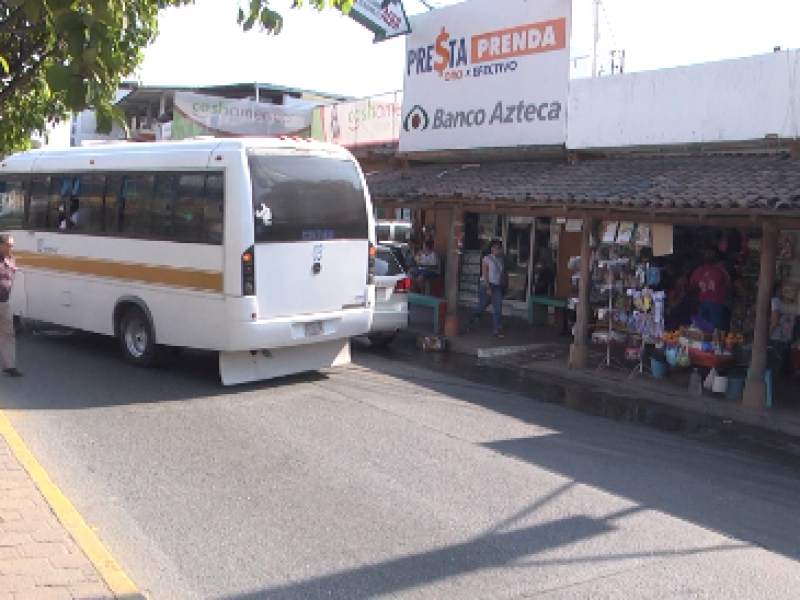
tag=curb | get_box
[475,343,554,359]
[0,410,146,600]
[394,328,800,447]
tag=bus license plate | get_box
[304,322,324,337]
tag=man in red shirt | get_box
[689,249,730,331]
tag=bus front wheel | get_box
[119,307,158,367]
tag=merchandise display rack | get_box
[595,286,627,372]
[592,259,629,372]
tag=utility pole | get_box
[592,0,601,78]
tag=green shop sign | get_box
[348,0,411,42]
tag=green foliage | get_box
[0,0,349,153]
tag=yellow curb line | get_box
[0,409,146,600]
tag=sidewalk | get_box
[404,304,800,444]
[0,412,137,600]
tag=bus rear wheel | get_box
[119,307,158,367]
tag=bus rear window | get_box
[248,153,369,243]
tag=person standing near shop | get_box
[0,234,21,377]
[770,281,793,374]
[689,249,730,330]
[466,240,505,337]
[665,271,696,331]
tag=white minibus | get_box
[0,138,376,385]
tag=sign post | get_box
[348,0,411,42]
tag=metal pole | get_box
[254,81,259,103]
[592,0,600,78]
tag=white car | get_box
[369,245,410,347]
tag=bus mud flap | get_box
[219,339,351,386]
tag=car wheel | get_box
[368,332,397,348]
[119,307,158,367]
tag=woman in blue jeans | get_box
[466,240,505,337]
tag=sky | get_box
[45,0,800,146]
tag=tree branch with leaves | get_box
[0,0,354,153]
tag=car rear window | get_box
[376,247,404,276]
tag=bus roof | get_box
[1,137,354,171]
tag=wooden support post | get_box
[444,207,464,337]
[743,223,778,410]
[570,217,594,368]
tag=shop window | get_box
[376,224,390,242]
[504,218,532,301]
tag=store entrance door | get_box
[504,218,534,313]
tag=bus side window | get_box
[27,177,50,230]
[74,175,105,234]
[203,174,224,244]
[104,175,122,233]
[0,178,26,231]
[49,177,70,231]
[174,173,205,242]
[120,174,155,239]
[152,174,177,240]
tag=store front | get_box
[459,214,552,318]
[575,222,799,388]
[367,152,800,409]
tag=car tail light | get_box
[242,246,255,296]
[367,242,376,285]
[394,277,411,294]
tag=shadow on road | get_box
[1,327,328,411]
[350,342,800,564]
[215,486,746,600]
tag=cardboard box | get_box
[416,334,447,352]
[687,329,713,342]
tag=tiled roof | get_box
[366,154,800,212]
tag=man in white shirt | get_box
[466,240,505,337]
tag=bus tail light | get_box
[367,242,376,285]
[242,246,255,296]
[394,277,411,294]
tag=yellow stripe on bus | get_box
[14,251,223,293]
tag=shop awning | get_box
[366,154,800,219]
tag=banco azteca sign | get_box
[399,0,570,153]
[404,100,562,133]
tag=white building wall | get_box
[567,50,800,150]
[70,88,133,147]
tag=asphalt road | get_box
[2,329,800,599]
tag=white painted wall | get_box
[70,88,133,147]
[567,50,800,149]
